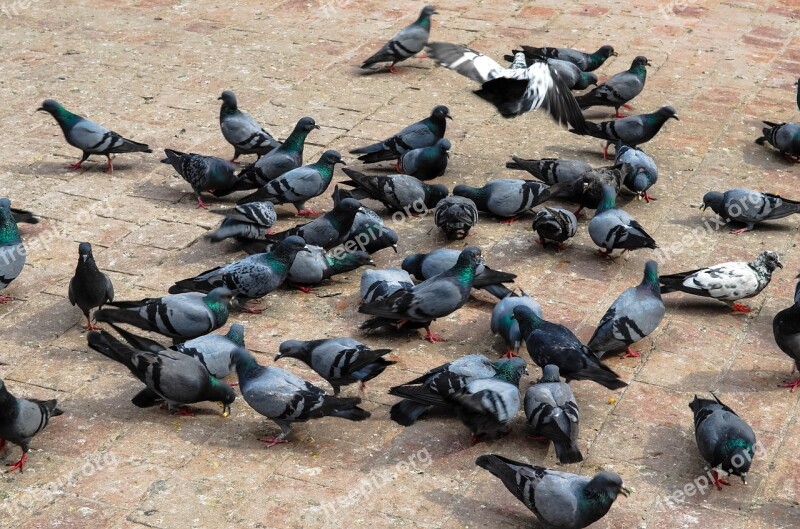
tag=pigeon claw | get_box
[259,435,289,448]
[296,285,315,294]
[614,111,626,119]
[6,453,27,474]
[499,216,520,225]
[196,197,209,209]
[423,327,445,343]
[68,161,84,170]
[240,306,264,314]
[642,192,657,203]
[469,434,481,446]
[712,469,730,491]
[731,302,752,313]
[0,295,16,304]
[104,155,114,174]
[388,64,399,74]
[296,209,322,218]
[602,143,611,160]
[623,347,642,358]
[500,349,519,359]
[779,377,800,392]
[173,407,195,417]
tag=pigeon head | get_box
[277,235,310,255]
[225,323,246,346]
[37,99,63,114]
[218,90,238,109]
[38,99,81,129]
[208,376,236,417]
[629,169,652,194]
[700,191,724,214]
[77,242,93,262]
[576,72,599,90]
[419,5,438,19]
[426,184,450,208]
[597,45,617,58]
[334,197,365,216]
[456,246,483,269]
[205,287,234,307]
[753,250,783,272]
[493,356,528,386]
[657,105,679,121]
[431,105,453,121]
[716,439,755,481]
[338,251,375,268]
[437,138,452,155]
[585,471,630,506]
[511,305,542,335]
[297,117,320,132]
[320,150,346,166]
[539,364,561,383]
[401,253,425,278]
[275,340,307,362]
[631,56,651,68]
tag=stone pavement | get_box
[1,0,800,527]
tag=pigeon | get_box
[161,149,238,209]
[510,44,617,72]
[434,195,478,239]
[401,248,516,300]
[286,245,374,290]
[231,347,370,446]
[95,287,233,343]
[533,207,578,250]
[87,330,236,416]
[0,199,26,304]
[476,454,629,528]
[37,99,151,173]
[701,188,800,234]
[506,157,593,196]
[360,5,436,73]
[570,168,624,215]
[388,354,499,426]
[772,275,800,391]
[570,105,679,158]
[0,378,62,473]
[796,78,800,111]
[548,59,598,91]
[398,138,450,180]
[218,90,280,162]
[275,338,395,395]
[340,168,448,213]
[206,201,278,243]
[350,105,452,163]
[525,364,583,464]
[755,121,800,162]
[360,268,415,304]
[453,179,563,223]
[217,117,319,194]
[68,242,114,331]
[513,305,627,390]
[615,142,658,202]
[10,207,38,225]
[588,184,657,256]
[690,394,757,490]
[359,246,483,342]
[333,186,399,254]
[235,150,346,215]
[491,291,543,357]
[588,260,665,358]
[575,56,651,117]
[168,236,308,312]
[659,250,782,313]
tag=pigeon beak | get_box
[740,474,747,485]
[445,114,454,121]
[367,260,376,267]
[612,51,619,57]
[274,353,284,361]
[36,107,46,112]
[338,159,347,166]
[391,244,398,253]
[357,207,366,213]
[218,402,231,418]
[776,260,784,268]
[314,125,321,130]
[81,254,89,263]
[619,486,631,497]
[672,115,680,121]
[300,247,312,253]
[700,204,708,212]
[217,96,223,100]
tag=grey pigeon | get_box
[287,245,374,289]
[755,121,800,162]
[168,236,308,312]
[547,59,598,91]
[10,207,38,225]
[476,454,629,528]
[333,186,399,255]
[576,56,650,117]
[588,184,657,256]
[236,150,346,215]
[94,287,233,343]
[37,99,151,173]
[217,117,319,194]
[588,260,665,358]
[453,178,563,222]
[701,188,800,234]
[360,268,415,304]
[218,90,280,161]
[434,195,478,239]
[506,157,593,196]
[570,168,623,215]
[388,354,499,426]
[275,338,395,395]
[570,105,679,158]
[0,199,26,304]
[615,142,658,202]
[350,105,451,163]
[161,149,238,209]
[690,394,757,490]
[87,330,235,416]
[659,250,782,313]
[68,242,114,331]
[207,201,278,243]
[491,290,543,357]
[231,347,370,446]
[772,274,800,391]
[511,44,617,72]
[359,246,483,342]
[533,207,578,250]
[341,168,448,212]
[360,5,436,73]
[514,305,627,390]
[402,247,516,300]
[525,365,582,464]
[0,378,62,473]
[398,138,450,180]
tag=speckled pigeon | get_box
[0,199,26,304]
[588,184,657,256]
[161,148,238,208]
[398,138,450,180]
[525,364,582,464]
[491,290,543,357]
[772,274,800,391]
[615,142,658,202]
[533,207,578,250]
[571,105,679,158]
[511,44,617,72]
[218,90,280,162]
[755,121,800,162]
[350,105,451,163]
[68,242,114,331]
[701,188,800,234]
[340,168,448,212]
[576,56,650,117]
[0,378,62,473]
[506,156,592,196]
[287,245,374,290]
[434,195,478,239]
[207,201,278,243]
[453,178,563,222]
[360,5,436,73]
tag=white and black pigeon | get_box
[772,274,800,391]
[275,338,395,395]
[0,198,26,304]
[570,105,679,159]
[434,195,478,240]
[235,150,346,215]
[0,378,63,473]
[476,454,629,528]
[37,99,151,173]
[615,142,658,202]
[690,394,757,490]
[207,201,278,243]
[231,347,370,447]
[340,168,448,212]
[68,242,114,331]
[453,178,564,223]
[286,245,374,291]
[701,188,800,234]
[755,121,800,162]
[87,330,236,417]
[161,149,238,209]
[491,290,543,358]
[218,90,280,162]
[588,184,657,257]
[94,287,233,344]
[588,260,665,358]
[349,105,452,163]
[511,44,617,72]
[659,250,782,313]
[360,268,415,304]
[575,56,651,118]
[398,138,451,180]
[360,5,436,73]
[532,207,578,251]
[525,364,583,464]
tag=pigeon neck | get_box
[0,209,22,245]
[49,105,83,131]
[226,327,245,347]
[326,253,366,274]
[233,349,261,378]
[580,484,615,518]
[219,102,239,119]
[327,208,358,232]
[459,187,488,209]
[0,385,14,413]
[588,51,608,70]
[451,255,478,286]
[312,159,336,183]
[630,64,647,80]
[424,114,447,138]
[264,245,302,275]
[281,127,310,154]
[596,188,617,214]
[415,13,432,30]
[640,265,661,297]
[494,364,523,386]
[203,296,230,325]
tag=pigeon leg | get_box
[779,377,800,391]
[235,299,264,314]
[172,407,196,417]
[730,225,753,235]
[573,206,585,217]
[712,469,730,490]
[0,295,16,304]
[602,143,611,160]
[416,53,430,59]
[597,248,614,258]
[499,216,520,225]
[394,161,402,172]
[623,347,641,358]
[196,196,209,209]
[423,325,445,343]
[6,452,27,473]
[388,63,400,74]
[469,433,481,446]
[643,191,657,203]
[535,238,544,246]
[359,381,367,399]
[259,435,289,447]
[296,209,322,217]
[69,152,89,170]
[556,242,567,253]
[104,155,114,174]
[614,109,626,119]
[500,349,519,359]
[83,315,100,332]
[782,153,800,163]
[731,302,752,314]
